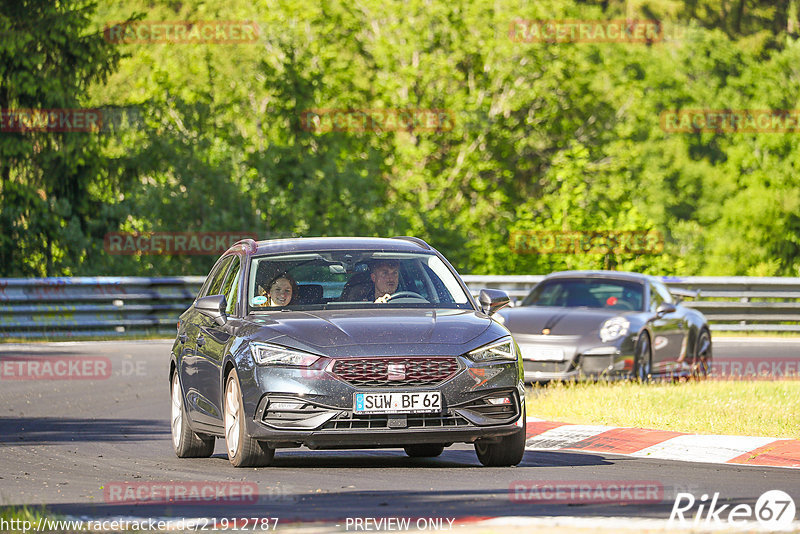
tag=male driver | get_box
[370,259,400,303]
[340,259,400,302]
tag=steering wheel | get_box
[611,300,636,311]
[385,291,428,302]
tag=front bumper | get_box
[522,347,635,382]
[240,357,524,449]
[246,389,523,449]
[249,422,523,449]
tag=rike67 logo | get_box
[669,490,796,529]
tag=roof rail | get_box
[231,238,258,254]
[392,236,431,250]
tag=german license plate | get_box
[353,392,441,414]
[520,345,566,362]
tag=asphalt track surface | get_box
[1,338,799,529]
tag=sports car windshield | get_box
[521,278,645,311]
[247,250,472,311]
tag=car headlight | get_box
[599,317,630,343]
[467,338,517,363]
[250,343,320,367]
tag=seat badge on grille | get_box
[387,363,406,381]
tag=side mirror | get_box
[196,294,228,326]
[479,289,510,316]
[656,302,676,316]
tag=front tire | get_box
[634,332,652,382]
[404,444,445,458]
[691,328,712,379]
[171,372,215,458]
[224,369,274,467]
[474,406,525,467]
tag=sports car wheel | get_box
[634,332,652,382]
[224,369,274,467]
[404,444,445,458]
[475,406,525,467]
[171,372,215,458]
[691,329,712,379]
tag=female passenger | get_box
[257,273,297,307]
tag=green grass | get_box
[527,380,800,439]
[0,506,49,532]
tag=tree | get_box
[0,0,130,275]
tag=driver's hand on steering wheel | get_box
[374,293,391,304]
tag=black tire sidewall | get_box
[635,332,651,381]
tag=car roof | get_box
[227,236,435,256]
[543,270,654,284]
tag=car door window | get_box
[653,280,674,305]
[649,283,663,313]
[222,256,242,316]
[200,256,233,298]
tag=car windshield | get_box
[246,250,472,311]
[521,278,645,311]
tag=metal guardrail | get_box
[0,277,205,338]
[1,275,799,338]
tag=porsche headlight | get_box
[250,343,320,367]
[599,317,630,343]
[467,338,517,363]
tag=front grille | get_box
[322,412,470,430]
[331,357,459,387]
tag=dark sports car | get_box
[496,271,712,382]
[170,236,526,467]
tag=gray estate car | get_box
[170,237,526,467]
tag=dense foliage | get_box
[2,0,799,277]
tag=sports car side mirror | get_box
[656,302,676,316]
[196,294,228,325]
[479,289,510,316]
